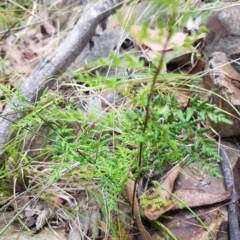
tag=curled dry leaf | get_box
[143,164,180,220]
[36,204,52,230]
[144,203,174,221]
[126,176,152,240]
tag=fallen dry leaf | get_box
[172,186,232,210]
[36,204,52,230]
[167,51,205,74]
[159,165,181,198]
[24,200,46,227]
[215,52,240,82]
[188,58,205,74]
[126,176,152,240]
[129,26,187,51]
[1,17,57,79]
[129,25,205,52]
[144,202,174,221]
[144,165,180,220]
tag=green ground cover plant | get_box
[0,0,232,238]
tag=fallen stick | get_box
[0,0,124,165]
